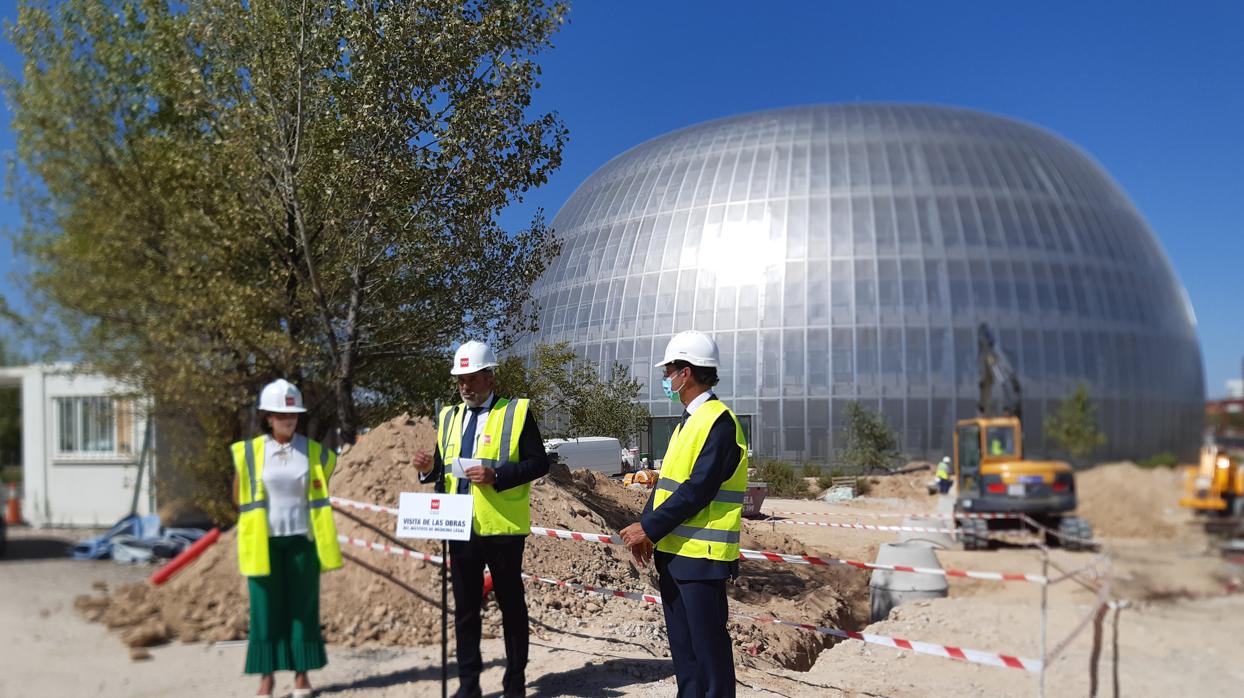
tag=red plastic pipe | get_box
[149,527,221,586]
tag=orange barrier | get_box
[149,527,221,586]
[4,483,21,525]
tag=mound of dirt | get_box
[859,471,935,503]
[1075,462,1191,539]
[79,414,867,671]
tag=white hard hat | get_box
[451,340,498,376]
[654,330,720,368]
[258,379,306,414]
[942,456,951,463]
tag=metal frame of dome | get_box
[518,104,1203,463]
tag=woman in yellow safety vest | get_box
[232,379,342,698]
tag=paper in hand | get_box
[453,457,482,479]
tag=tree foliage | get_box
[496,342,650,446]
[841,401,902,472]
[0,336,22,468]
[1044,383,1107,462]
[6,0,568,508]
[756,460,806,498]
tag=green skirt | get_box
[244,534,327,674]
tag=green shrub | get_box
[855,477,873,496]
[1138,452,1179,469]
[801,462,822,478]
[757,460,807,498]
[0,466,20,486]
[816,473,836,491]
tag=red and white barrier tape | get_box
[337,535,444,565]
[332,497,399,515]
[1019,515,1097,547]
[737,548,1047,584]
[340,531,1042,673]
[745,614,1041,672]
[530,527,622,545]
[755,519,958,535]
[770,509,1019,521]
[524,570,1041,672]
[331,496,1047,584]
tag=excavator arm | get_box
[977,322,1023,420]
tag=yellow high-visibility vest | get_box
[653,400,749,562]
[231,436,343,577]
[437,398,533,536]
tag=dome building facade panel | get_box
[520,105,1203,462]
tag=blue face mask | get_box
[661,370,684,401]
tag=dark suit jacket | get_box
[640,395,743,580]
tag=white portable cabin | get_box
[543,436,624,475]
[0,364,155,527]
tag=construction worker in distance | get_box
[232,379,342,698]
[412,340,549,698]
[620,330,748,698]
[936,456,954,494]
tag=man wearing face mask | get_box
[620,330,749,698]
[412,340,550,698]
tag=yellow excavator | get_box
[953,324,1094,550]
[1180,433,1244,518]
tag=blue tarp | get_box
[71,514,207,563]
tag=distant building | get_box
[0,364,155,527]
[518,104,1204,461]
[1226,379,1243,400]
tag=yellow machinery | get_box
[1180,444,1244,517]
[953,324,1093,550]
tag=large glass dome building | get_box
[518,104,1203,462]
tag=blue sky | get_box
[1,1,1241,396]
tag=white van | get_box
[544,437,624,475]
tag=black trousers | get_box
[656,553,736,698]
[449,533,528,695]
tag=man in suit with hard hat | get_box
[413,340,550,698]
[620,330,749,698]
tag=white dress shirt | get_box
[460,392,496,455]
[262,434,310,537]
[683,390,715,417]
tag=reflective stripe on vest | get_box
[233,435,343,576]
[654,477,746,505]
[437,398,532,536]
[652,399,749,561]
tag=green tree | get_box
[495,342,650,446]
[7,1,568,510]
[0,335,22,468]
[1044,383,1107,462]
[842,401,902,472]
[571,361,649,447]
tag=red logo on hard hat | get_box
[459,357,469,367]
[285,396,295,406]
[431,498,441,511]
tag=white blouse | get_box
[262,434,310,537]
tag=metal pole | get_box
[441,538,448,698]
[129,412,154,517]
[1039,549,1049,698]
[435,398,447,698]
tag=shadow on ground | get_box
[313,658,505,695]
[0,534,72,561]
[528,656,671,698]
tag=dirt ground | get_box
[5,429,1244,697]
